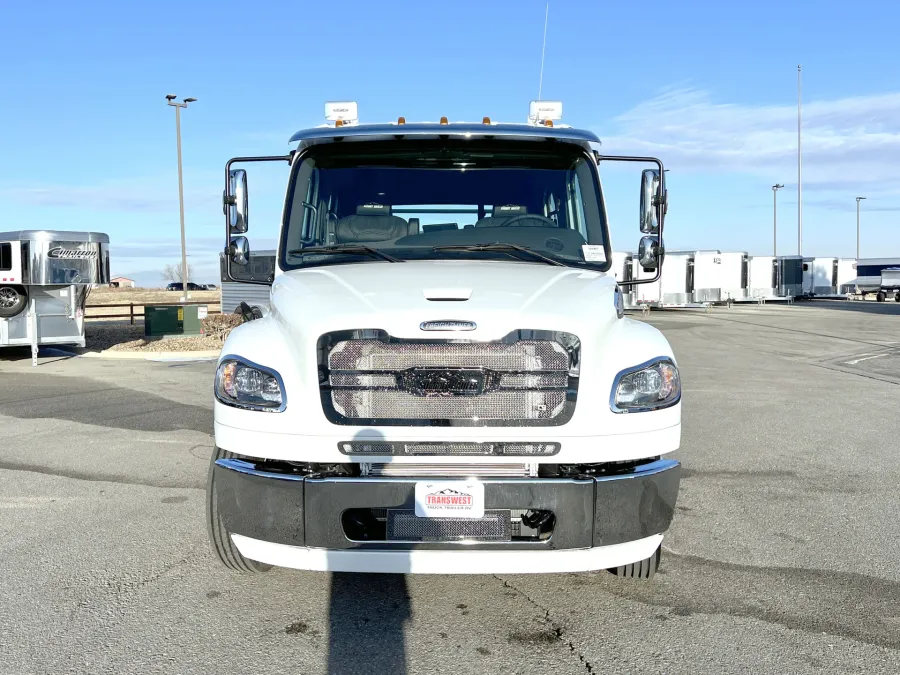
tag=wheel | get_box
[877,291,886,302]
[206,447,271,573]
[895,293,900,303]
[0,285,27,319]
[608,545,661,580]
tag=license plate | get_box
[414,481,485,518]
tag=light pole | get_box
[166,94,197,301]
[772,184,784,256]
[797,65,803,255]
[856,196,866,260]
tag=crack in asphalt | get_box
[495,575,594,674]
[0,460,204,490]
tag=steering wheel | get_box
[498,214,558,228]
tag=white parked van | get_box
[207,103,681,579]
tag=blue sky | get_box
[1,0,897,286]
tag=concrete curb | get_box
[47,347,220,361]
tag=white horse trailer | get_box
[0,230,110,364]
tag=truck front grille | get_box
[318,329,579,427]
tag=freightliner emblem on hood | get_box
[420,320,477,331]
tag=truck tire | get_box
[608,545,661,580]
[206,447,272,573]
[877,291,886,302]
[0,285,27,319]
[895,293,900,303]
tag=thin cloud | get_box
[601,87,900,192]
[2,172,222,213]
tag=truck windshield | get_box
[280,139,610,271]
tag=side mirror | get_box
[227,169,249,233]
[638,235,664,272]
[640,169,664,234]
[229,236,250,266]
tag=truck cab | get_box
[208,102,680,577]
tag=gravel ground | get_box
[85,323,226,352]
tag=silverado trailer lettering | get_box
[207,102,681,578]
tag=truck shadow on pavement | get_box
[327,572,411,675]
[0,372,212,434]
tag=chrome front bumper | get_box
[213,457,681,552]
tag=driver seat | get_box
[334,203,414,244]
[474,204,548,228]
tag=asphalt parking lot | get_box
[1,300,899,674]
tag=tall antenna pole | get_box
[797,64,803,256]
[538,2,549,100]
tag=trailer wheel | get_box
[895,293,900,302]
[0,285,27,319]
[206,447,272,573]
[608,545,661,580]
[876,291,886,302]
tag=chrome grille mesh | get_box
[332,389,566,420]
[329,340,568,371]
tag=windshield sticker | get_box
[582,245,606,263]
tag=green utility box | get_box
[144,305,204,337]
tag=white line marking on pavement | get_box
[844,353,889,365]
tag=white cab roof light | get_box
[325,101,358,126]
[528,100,563,124]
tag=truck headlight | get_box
[611,358,680,412]
[215,356,285,411]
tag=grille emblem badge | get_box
[420,320,476,332]
[400,368,494,397]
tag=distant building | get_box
[111,276,135,288]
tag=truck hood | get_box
[270,260,618,340]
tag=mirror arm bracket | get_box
[597,154,667,288]
[223,154,292,286]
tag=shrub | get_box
[202,313,243,341]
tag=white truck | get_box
[208,102,681,579]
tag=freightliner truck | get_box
[209,101,680,579]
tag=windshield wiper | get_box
[287,244,403,263]
[431,243,567,267]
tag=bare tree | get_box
[162,262,193,283]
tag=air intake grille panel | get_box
[367,463,532,478]
[387,510,511,542]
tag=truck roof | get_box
[289,122,601,152]
[0,230,109,243]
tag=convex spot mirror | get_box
[640,169,666,234]
[227,169,249,233]
[230,236,250,266]
[638,235,664,272]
